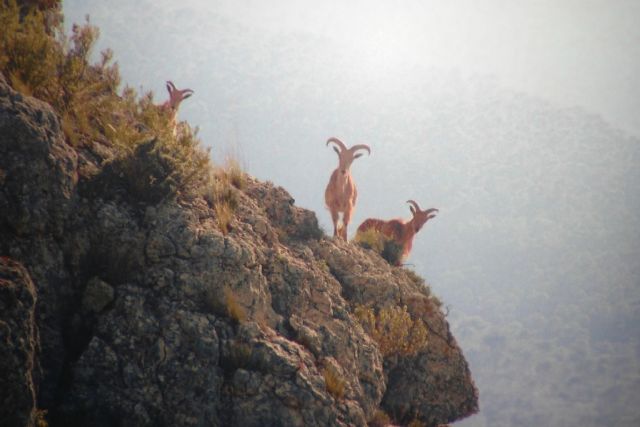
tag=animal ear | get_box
[166,83,173,93]
[333,147,340,155]
[353,153,363,159]
[409,206,416,215]
[182,92,192,100]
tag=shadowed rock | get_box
[0,257,39,427]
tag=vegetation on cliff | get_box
[1,0,240,220]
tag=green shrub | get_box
[354,228,384,253]
[354,228,404,266]
[97,133,210,205]
[354,304,428,358]
[380,239,404,266]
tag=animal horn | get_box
[326,137,347,152]
[351,144,371,155]
[407,200,422,212]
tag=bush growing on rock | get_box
[354,228,404,266]
[1,0,120,148]
[354,304,429,358]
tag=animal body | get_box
[160,81,193,135]
[324,137,371,240]
[357,200,438,265]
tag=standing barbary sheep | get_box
[356,200,438,265]
[160,81,193,135]
[324,137,371,240]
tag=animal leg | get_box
[331,210,340,238]
[342,207,353,240]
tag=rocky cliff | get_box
[0,73,477,426]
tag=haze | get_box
[213,0,640,136]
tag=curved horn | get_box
[351,144,371,155]
[407,200,422,212]
[326,137,347,152]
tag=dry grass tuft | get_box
[224,286,246,324]
[323,365,346,400]
[224,156,246,190]
[215,202,234,235]
[200,167,241,234]
[354,304,428,358]
[368,409,391,427]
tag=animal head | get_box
[407,200,438,232]
[165,81,194,111]
[326,137,371,175]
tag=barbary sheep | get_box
[324,137,371,240]
[160,80,193,135]
[356,200,438,265]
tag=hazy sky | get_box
[203,0,640,136]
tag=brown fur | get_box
[356,201,438,265]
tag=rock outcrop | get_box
[0,73,477,426]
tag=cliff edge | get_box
[0,72,477,426]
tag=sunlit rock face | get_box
[0,73,476,427]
